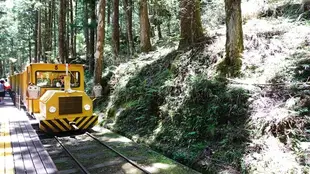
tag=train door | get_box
[27,65,34,114]
[22,71,27,106]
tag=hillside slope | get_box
[97,2,310,173]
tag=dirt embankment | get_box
[97,2,310,173]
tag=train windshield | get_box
[35,71,80,88]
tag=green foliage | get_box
[84,70,93,94]
[293,59,310,82]
[0,0,45,73]
[154,78,249,170]
[111,55,175,137]
[0,0,183,73]
[105,50,250,172]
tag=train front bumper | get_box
[39,115,98,133]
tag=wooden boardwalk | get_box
[0,95,58,174]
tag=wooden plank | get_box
[23,121,58,174]
[4,121,14,174]
[20,121,47,174]
[15,121,37,174]
[10,122,26,174]
[0,122,5,174]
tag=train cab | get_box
[9,63,98,133]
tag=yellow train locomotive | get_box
[9,63,98,133]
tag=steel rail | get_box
[85,132,151,174]
[54,136,91,174]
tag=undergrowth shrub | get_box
[154,78,250,172]
[84,70,93,95]
[106,51,250,173]
[110,53,175,138]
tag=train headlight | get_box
[84,104,91,111]
[49,106,57,113]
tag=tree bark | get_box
[107,0,111,25]
[222,0,244,77]
[89,0,96,75]
[0,60,2,77]
[65,0,69,62]
[34,8,38,63]
[37,4,41,63]
[123,0,134,55]
[179,0,204,49]
[28,34,32,63]
[43,0,48,63]
[59,0,66,63]
[139,0,152,53]
[52,0,57,60]
[74,0,77,59]
[112,0,120,57]
[70,0,75,59]
[94,0,106,84]
[157,24,162,39]
[42,0,49,63]
[47,0,53,63]
[83,0,90,66]
[154,0,162,39]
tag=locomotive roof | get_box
[29,63,84,66]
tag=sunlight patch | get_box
[121,163,144,174]
[106,137,131,143]
[244,136,303,173]
[144,163,175,173]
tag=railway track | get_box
[41,132,151,174]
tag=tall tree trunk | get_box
[179,0,204,49]
[47,0,53,63]
[0,60,2,77]
[42,0,47,63]
[10,38,14,73]
[34,9,38,63]
[70,0,74,59]
[73,0,77,59]
[107,0,111,25]
[1,60,6,75]
[89,0,96,75]
[149,0,155,37]
[94,0,106,84]
[65,0,69,62]
[123,0,134,55]
[83,0,90,66]
[53,0,57,60]
[154,0,162,39]
[42,0,49,63]
[129,0,134,52]
[139,0,152,52]
[59,0,66,63]
[28,36,32,63]
[157,25,162,39]
[112,0,120,57]
[37,2,42,63]
[221,0,244,77]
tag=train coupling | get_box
[69,122,79,130]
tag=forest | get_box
[1,0,310,173]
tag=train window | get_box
[35,71,80,88]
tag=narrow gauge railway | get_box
[41,132,151,174]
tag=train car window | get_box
[35,71,80,88]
